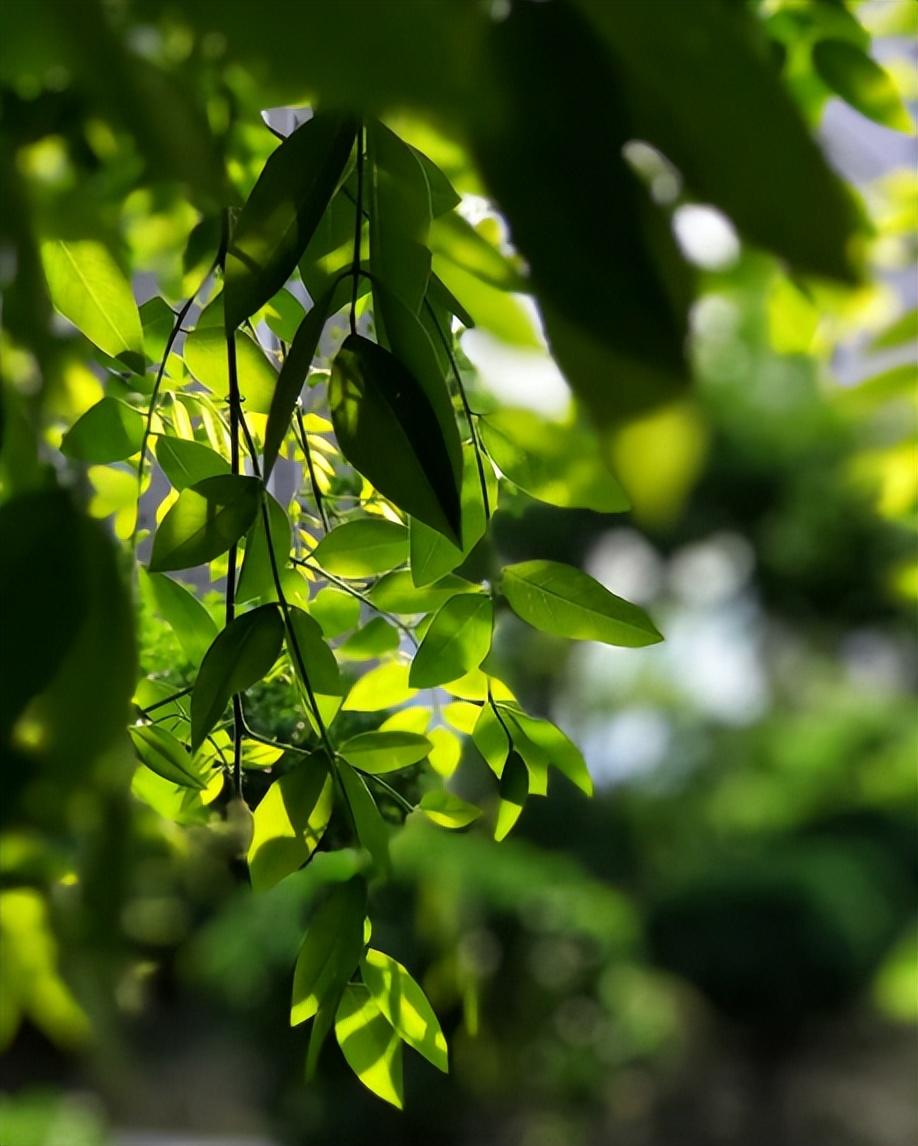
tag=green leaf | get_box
[290,878,367,1025]
[575,0,865,280]
[263,286,335,478]
[361,948,448,1072]
[236,493,291,604]
[470,1,687,395]
[262,287,305,343]
[286,607,345,729]
[368,119,433,314]
[140,295,176,364]
[60,397,144,463]
[429,212,524,291]
[140,569,218,667]
[500,560,662,648]
[338,760,390,874]
[418,789,480,830]
[148,474,261,572]
[500,705,593,797]
[329,333,462,543]
[247,757,335,891]
[190,604,284,750]
[472,702,511,780]
[872,307,918,351]
[310,586,361,637]
[41,239,143,370]
[409,442,498,587]
[337,618,400,661]
[183,327,277,415]
[495,749,528,841]
[479,408,629,513]
[311,519,408,577]
[225,111,358,329]
[129,724,210,791]
[813,39,913,133]
[411,146,460,217]
[343,662,418,712]
[335,984,404,1109]
[369,570,471,614]
[155,436,230,491]
[339,730,431,774]
[409,594,493,688]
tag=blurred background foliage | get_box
[1,0,915,1144]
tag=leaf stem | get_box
[425,300,491,522]
[294,407,331,532]
[350,123,365,337]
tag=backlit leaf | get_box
[335,984,403,1109]
[41,239,143,370]
[361,948,448,1072]
[311,519,408,577]
[190,604,284,750]
[310,586,361,637]
[291,878,367,1025]
[813,39,913,133]
[500,560,662,648]
[129,724,210,791]
[337,618,400,661]
[237,493,291,603]
[155,436,229,491]
[418,789,480,829]
[409,594,493,688]
[368,570,470,615]
[343,662,417,712]
[148,474,261,572]
[339,730,431,774]
[479,407,629,513]
[183,327,277,415]
[247,757,335,891]
[495,749,528,842]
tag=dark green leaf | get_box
[148,474,261,572]
[140,568,218,667]
[286,607,345,729]
[329,333,462,543]
[338,760,390,875]
[813,39,912,133]
[368,119,433,314]
[311,518,408,577]
[224,112,357,329]
[501,560,662,648]
[409,593,493,688]
[263,287,335,478]
[576,0,866,280]
[61,397,144,463]
[236,493,291,604]
[291,878,367,1025]
[409,442,497,587]
[190,603,284,750]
